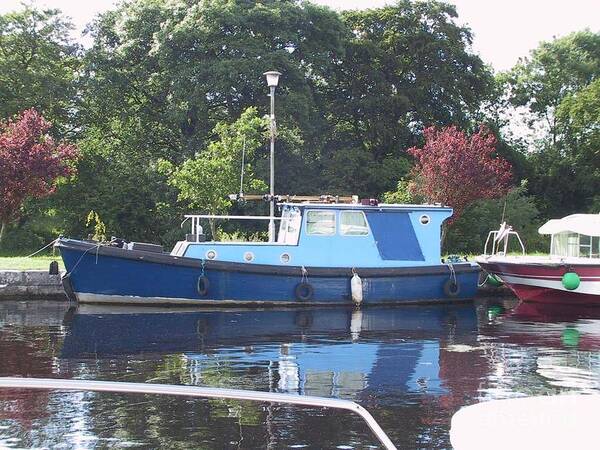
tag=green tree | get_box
[326,1,492,165]
[504,30,600,217]
[446,183,542,254]
[58,0,346,243]
[0,6,79,134]
[556,78,600,212]
[506,30,600,146]
[159,107,268,237]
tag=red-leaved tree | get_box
[0,109,78,245]
[408,125,512,238]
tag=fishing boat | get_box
[477,214,600,305]
[55,197,479,306]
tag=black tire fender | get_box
[294,282,314,301]
[443,279,460,297]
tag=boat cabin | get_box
[171,202,453,268]
[540,214,600,259]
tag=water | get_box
[2,298,600,449]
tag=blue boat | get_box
[56,200,479,306]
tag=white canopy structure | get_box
[539,214,600,237]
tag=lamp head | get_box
[263,71,282,88]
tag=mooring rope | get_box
[64,243,103,277]
[448,262,457,285]
[23,238,59,258]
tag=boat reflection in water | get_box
[8,298,600,448]
[480,299,600,395]
[62,302,481,401]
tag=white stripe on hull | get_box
[497,272,600,281]
[500,275,600,296]
[76,292,300,306]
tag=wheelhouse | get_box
[175,202,453,268]
[541,214,600,259]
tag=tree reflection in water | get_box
[2,298,600,448]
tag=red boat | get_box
[476,214,600,305]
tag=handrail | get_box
[483,229,526,257]
[182,215,283,239]
[0,377,397,450]
[184,214,282,221]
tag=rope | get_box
[448,262,457,285]
[64,243,102,277]
[301,266,308,283]
[477,272,489,287]
[24,238,59,258]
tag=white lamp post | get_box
[263,70,281,243]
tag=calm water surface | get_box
[2,298,600,449]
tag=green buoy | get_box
[562,327,580,347]
[486,273,503,287]
[562,272,580,290]
[487,305,504,320]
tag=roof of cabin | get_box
[280,202,452,212]
[539,214,600,237]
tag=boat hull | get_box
[57,239,479,306]
[477,258,600,305]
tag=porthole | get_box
[244,251,254,262]
[280,253,291,264]
[419,215,430,226]
[205,249,217,260]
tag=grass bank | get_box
[0,255,64,271]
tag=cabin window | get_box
[580,234,592,258]
[552,232,599,258]
[593,236,600,258]
[306,210,336,235]
[277,207,302,245]
[340,211,369,236]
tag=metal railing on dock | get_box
[0,377,397,450]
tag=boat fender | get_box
[443,279,460,297]
[295,311,313,328]
[351,272,363,305]
[294,282,314,301]
[562,272,580,290]
[486,273,503,287]
[197,275,210,296]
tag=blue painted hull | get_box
[57,239,479,306]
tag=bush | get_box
[445,183,546,254]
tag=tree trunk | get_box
[0,221,6,250]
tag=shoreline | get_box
[0,270,66,300]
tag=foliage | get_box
[85,210,107,241]
[503,30,600,217]
[556,78,600,212]
[408,125,512,224]
[446,183,543,254]
[160,107,268,212]
[505,30,600,144]
[160,107,271,237]
[3,1,597,255]
[334,1,492,152]
[382,179,416,204]
[0,109,78,246]
[0,6,79,135]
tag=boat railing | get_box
[181,214,282,239]
[0,377,396,449]
[483,228,526,257]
